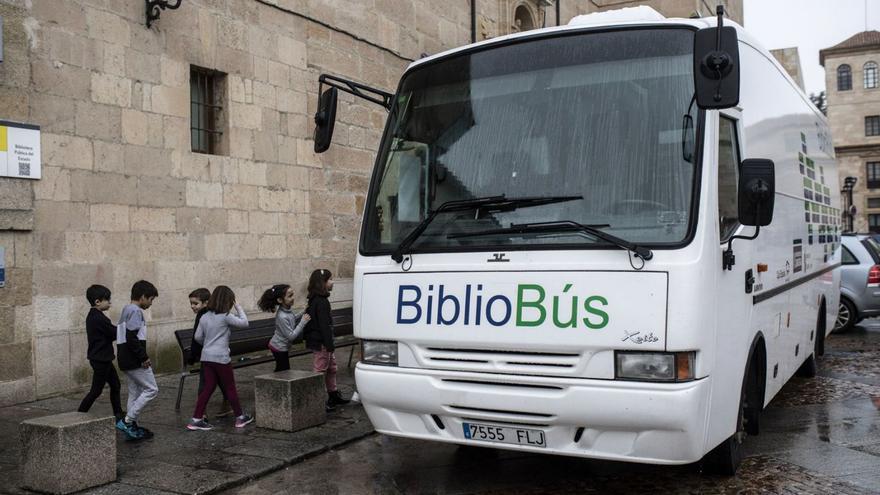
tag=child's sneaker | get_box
[234,414,254,428]
[187,418,214,431]
[325,399,336,413]
[116,418,143,440]
[131,421,154,439]
[328,390,351,407]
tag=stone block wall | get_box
[0,0,36,406]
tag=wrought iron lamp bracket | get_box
[146,0,182,28]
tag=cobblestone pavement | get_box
[222,324,880,495]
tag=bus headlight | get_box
[615,351,695,382]
[362,340,398,366]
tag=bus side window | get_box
[718,117,741,242]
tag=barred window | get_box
[867,116,880,137]
[838,64,852,91]
[868,162,880,188]
[865,62,878,89]
[871,214,880,233]
[191,67,227,155]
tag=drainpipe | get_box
[471,0,476,43]
[556,0,561,26]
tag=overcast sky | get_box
[744,0,880,96]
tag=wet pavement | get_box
[222,323,880,495]
[0,352,371,495]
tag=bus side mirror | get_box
[693,7,740,110]
[313,87,338,153]
[738,159,774,226]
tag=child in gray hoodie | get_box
[186,285,254,431]
[258,284,311,372]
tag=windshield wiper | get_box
[448,220,653,261]
[391,195,583,263]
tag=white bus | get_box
[313,7,839,474]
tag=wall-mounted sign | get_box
[0,120,41,179]
[0,246,6,288]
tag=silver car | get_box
[836,233,880,331]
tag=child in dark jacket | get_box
[77,285,124,421]
[304,269,349,411]
[258,284,311,372]
[116,280,159,440]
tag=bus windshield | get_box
[361,28,698,255]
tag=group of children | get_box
[77,268,350,440]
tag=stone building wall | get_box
[0,0,742,405]
[770,47,805,92]
[823,50,880,232]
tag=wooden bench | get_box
[173,306,356,410]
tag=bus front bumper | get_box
[355,364,712,464]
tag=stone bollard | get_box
[255,370,326,431]
[19,412,116,494]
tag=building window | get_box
[867,116,880,137]
[869,162,880,189]
[870,214,880,233]
[865,62,878,89]
[190,67,227,155]
[837,64,852,91]
[868,197,880,209]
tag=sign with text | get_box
[0,121,41,179]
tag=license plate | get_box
[462,422,546,448]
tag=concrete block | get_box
[254,370,326,432]
[19,412,116,494]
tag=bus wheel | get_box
[702,354,762,475]
[701,382,745,475]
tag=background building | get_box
[0,0,741,404]
[820,31,880,233]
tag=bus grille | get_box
[420,346,583,376]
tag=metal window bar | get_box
[190,68,223,154]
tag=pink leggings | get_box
[193,362,242,419]
[313,349,337,392]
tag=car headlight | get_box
[362,340,398,366]
[615,351,695,382]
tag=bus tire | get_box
[815,301,827,357]
[796,353,817,377]
[702,344,764,476]
[701,396,744,475]
[797,303,825,377]
[702,378,748,475]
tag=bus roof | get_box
[408,8,755,71]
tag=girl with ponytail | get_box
[258,284,311,372]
